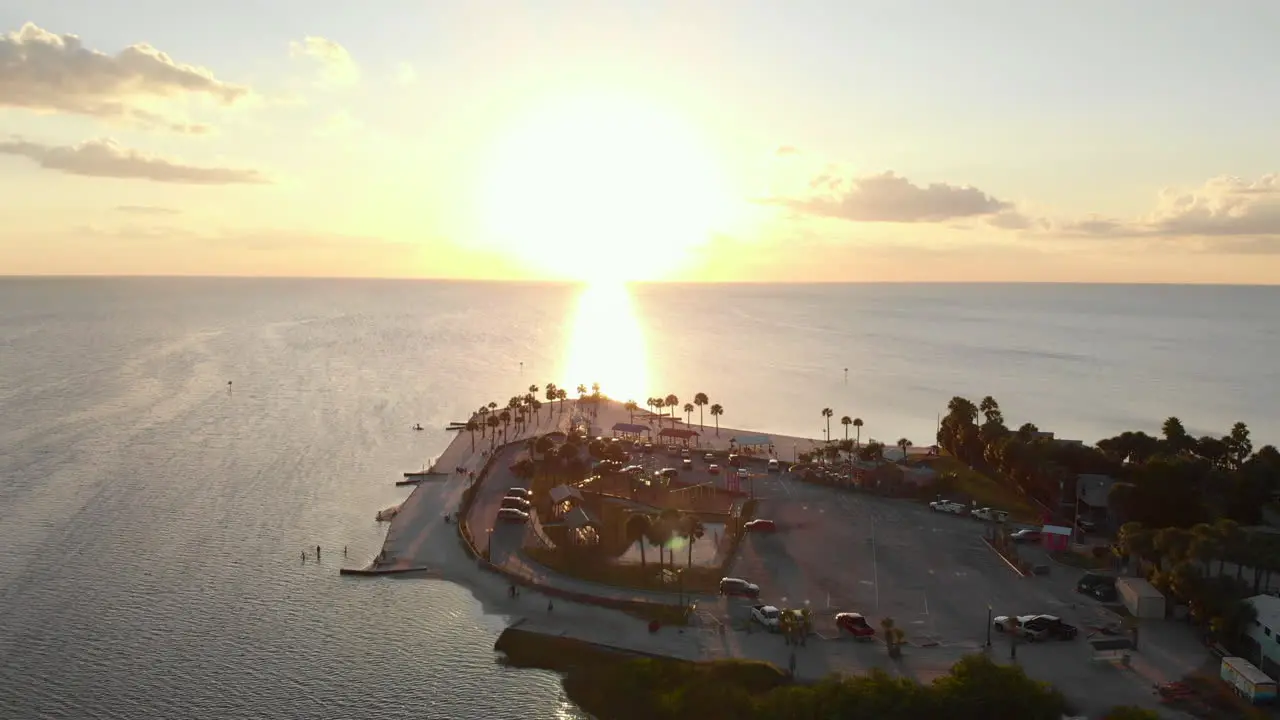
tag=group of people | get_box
[301,545,347,562]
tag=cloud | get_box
[115,205,181,215]
[1051,175,1280,251]
[760,171,1011,223]
[0,137,268,184]
[0,23,248,129]
[289,36,358,86]
[986,211,1035,230]
[774,145,801,157]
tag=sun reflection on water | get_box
[561,282,649,404]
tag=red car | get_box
[836,612,875,638]
[744,519,776,533]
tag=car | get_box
[1077,573,1118,601]
[682,458,693,469]
[658,467,679,479]
[767,458,780,472]
[737,468,749,480]
[680,448,691,459]
[972,507,1009,522]
[744,519,776,532]
[728,454,742,467]
[704,453,715,462]
[500,496,532,511]
[929,500,967,514]
[992,614,1038,633]
[1020,615,1078,641]
[708,464,720,475]
[496,508,530,523]
[835,612,875,638]
[621,465,646,475]
[642,443,653,453]
[750,604,782,630]
[718,577,761,598]
[506,488,532,499]
[1009,528,1042,543]
[1076,518,1098,533]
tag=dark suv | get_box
[1021,615,1078,641]
[718,577,761,598]
[1076,573,1118,601]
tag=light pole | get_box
[487,529,493,557]
[986,605,993,648]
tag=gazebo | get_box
[731,433,772,451]
[658,427,701,448]
[611,422,652,440]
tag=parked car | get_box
[1076,518,1098,533]
[496,508,530,523]
[506,488,532,499]
[728,454,742,467]
[1077,573,1118,601]
[1009,528,1042,543]
[835,612,875,638]
[500,496,532,512]
[1020,615,1078,641]
[750,604,782,631]
[682,458,693,470]
[744,519,776,533]
[621,465,646,475]
[737,468,749,481]
[929,500,967,514]
[719,577,761,598]
[704,453,715,462]
[708,464,720,475]
[767,458,780,472]
[658,468,679,479]
[992,614,1038,633]
[972,507,1009,522]
[681,448,691,459]
[642,443,653,453]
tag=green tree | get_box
[683,402,694,426]
[624,400,639,424]
[694,392,709,429]
[841,415,852,441]
[486,414,501,448]
[465,419,479,451]
[665,394,679,426]
[710,404,724,436]
[897,437,912,462]
[852,417,864,446]
[822,407,834,442]
[933,654,1067,720]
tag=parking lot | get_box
[724,471,1113,649]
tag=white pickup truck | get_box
[972,507,1009,522]
[750,604,781,631]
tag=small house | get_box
[658,427,701,448]
[1041,524,1072,551]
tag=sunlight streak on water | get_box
[561,282,649,405]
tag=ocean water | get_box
[1,278,1277,719]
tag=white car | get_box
[991,614,1039,633]
[972,507,1009,522]
[929,500,967,514]
[751,604,781,631]
[737,468,749,480]
[496,508,530,523]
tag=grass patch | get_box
[526,546,722,595]
[923,456,1037,521]
[1050,550,1109,570]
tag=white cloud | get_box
[0,22,248,131]
[760,171,1010,223]
[289,36,358,86]
[0,136,268,185]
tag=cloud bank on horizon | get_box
[1,5,1278,282]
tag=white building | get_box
[1244,594,1280,678]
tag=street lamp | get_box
[487,528,494,557]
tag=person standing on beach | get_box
[300,550,306,562]
[316,545,321,561]
[547,599,554,613]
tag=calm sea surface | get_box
[1,278,1277,719]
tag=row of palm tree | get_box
[464,384,580,452]
[819,408,865,445]
[638,394,726,435]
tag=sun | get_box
[476,91,732,281]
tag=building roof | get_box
[1041,525,1073,536]
[658,428,700,439]
[563,506,598,530]
[611,422,651,435]
[1248,594,1280,630]
[731,433,771,447]
[1077,474,1117,508]
[549,485,584,505]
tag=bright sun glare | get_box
[561,281,648,403]
[478,92,732,281]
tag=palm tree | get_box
[465,419,479,451]
[557,388,568,412]
[486,415,501,448]
[683,403,694,425]
[897,438,912,462]
[710,404,724,436]
[478,407,490,436]
[853,417,864,447]
[545,383,558,411]
[577,384,587,403]
[591,381,600,398]
[821,408,834,441]
[631,514,652,570]
[682,515,705,568]
[499,410,512,443]
[694,393,709,429]
[624,400,639,424]
[655,509,681,570]
[664,394,679,425]
[841,415,852,441]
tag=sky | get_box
[2,1,1279,283]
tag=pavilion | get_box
[611,422,652,440]
[731,433,772,449]
[658,427,701,448]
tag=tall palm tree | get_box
[632,514,652,570]
[591,381,600,398]
[821,408,834,441]
[624,400,639,424]
[841,415,852,441]
[853,417,864,447]
[682,515,706,568]
[499,410,512,443]
[683,403,694,425]
[557,388,568,413]
[577,384,587,402]
[897,437,912,462]
[545,382,558,410]
[665,394,679,425]
[465,419,479,451]
[693,393,709,429]
[478,407,490,436]
[486,415,501,448]
[710,404,724,436]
